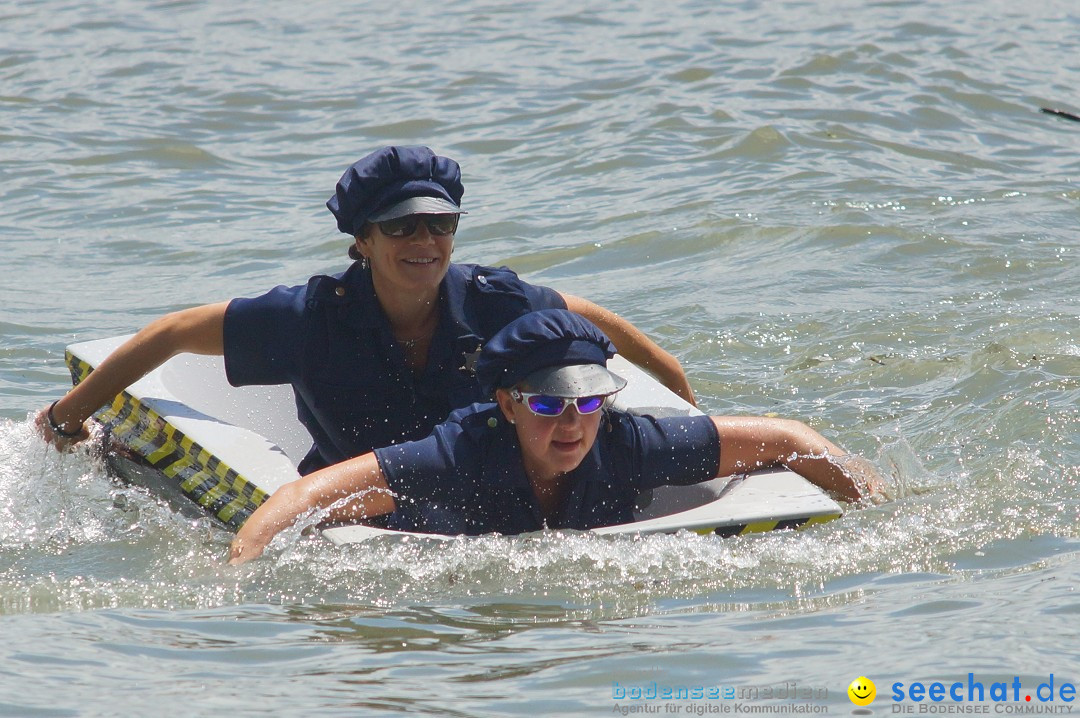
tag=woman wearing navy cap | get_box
[228,309,887,564]
[36,146,693,480]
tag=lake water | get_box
[2,0,1078,715]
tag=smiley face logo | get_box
[848,677,876,706]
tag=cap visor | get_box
[520,363,627,397]
[369,196,465,222]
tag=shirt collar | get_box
[335,261,384,330]
[481,423,533,491]
[480,417,611,529]
[480,418,610,489]
[438,263,473,339]
[334,261,465,335]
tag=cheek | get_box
[515,412,554,444]
[437,237,454,258]
[581,415,602,448]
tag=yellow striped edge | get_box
[693,511,843,538]
[65,352,269,530]
[801,513,842,528]
[741,520,783,535]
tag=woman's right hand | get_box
[227,480,306,566]
[228,530,268,565]
[227,454,397,565]
[34,303,229,452]
[34,403,90,451]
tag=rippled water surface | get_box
[2,0,1078,715]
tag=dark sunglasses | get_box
[510,389,608,417]
[376,214,459,238]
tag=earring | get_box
[360,257,369,270]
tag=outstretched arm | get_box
[711,416,887,503]
[228,452,397,565]
[559,292,696,406]
[35,302,229,450]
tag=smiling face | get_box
[496,387,603,484]
[355,215,454,297]
[848,677,876,707]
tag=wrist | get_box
[47,400,83,439]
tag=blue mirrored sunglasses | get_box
[510,390,608,417]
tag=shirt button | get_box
[487,417,498,428]
[334,287,346,297]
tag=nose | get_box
[557,404,584,425]
[408,222,435,244]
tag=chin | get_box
[551,451,587,474]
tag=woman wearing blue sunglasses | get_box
[229,309,886,564]
[36,147,693,489]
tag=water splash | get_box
[2,405,1076,620]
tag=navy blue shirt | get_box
[223,262,565,473]
[374,405,721,535]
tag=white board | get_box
[66,337,843,539]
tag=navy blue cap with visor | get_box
[327,146,466,237]
[476,309,628,399]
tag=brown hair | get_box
[347,223,372,260]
